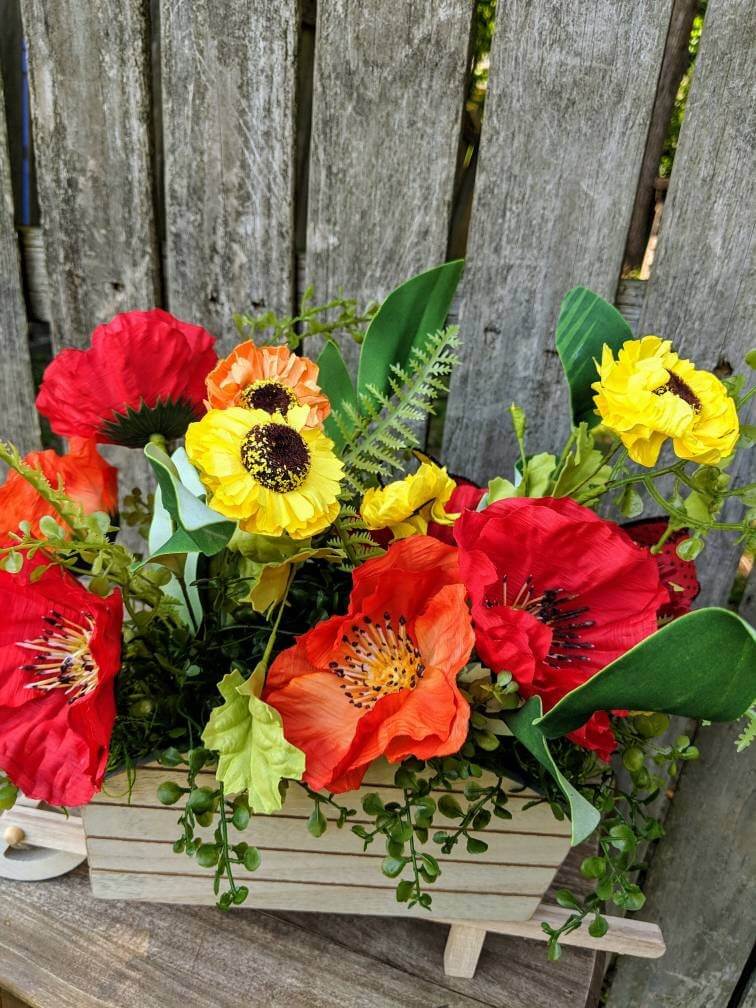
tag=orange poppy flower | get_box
[205,342,331,428]
[0,438,118,546]
[264,536,473,792]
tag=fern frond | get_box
[736,705,756,752]
[0,440,108,543]
[334,327,460,496]
[327,507,384,571]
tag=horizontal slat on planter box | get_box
[87,841,556,894]
[83,805,570,865]
[88,873,543,921]
[84,762,571,922]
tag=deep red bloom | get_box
[454,498,667,761]
[264,537,473,792]
[623,518,700,621]
[428,477,486,545]
[36,309,217,447]
[0,565,122,805]
[0,438,118,547]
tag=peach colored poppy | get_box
[205,342,330,428]
[264,536,473,792]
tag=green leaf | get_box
[589,914,609,938]
[555,286,633,427]
[318,340,358,450]
[356,260,463,404]
[537,608,756,740]
[381,856,408,879]
[307,804,327,838]
[506,697,601,845]
[552,423,612,503]
[522,453,557,497]
[144,442,235,558]
[202,668,305,813]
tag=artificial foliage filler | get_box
[0,274,754,957]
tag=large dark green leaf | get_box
[144,443,235,558]
[555,286,632,427]
[506,697,600,845]
[317,340,358,451]
[538,607,756,740]
[356,260,463,402]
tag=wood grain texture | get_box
[0,849,599,1008]
[21,0,161,540]
[305,0,473,369]
[0,70,40,455]
[160,0,299,348]
[443,1,673,482]
[605,718,756,1008]
[21,0,159,346]
[636,0,756,607]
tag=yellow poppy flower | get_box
[592,336,739,466]
[185,404,343,539]
[360,456,457,540]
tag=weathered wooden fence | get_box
[0,1,753,1004]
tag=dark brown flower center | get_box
[240,380,297,416]
[485,575,596,669]
[655,373,701,412]
[329,613,425,709]
[240,422,311,492]
[18,609,99,704]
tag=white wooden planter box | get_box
[1,761,666,979]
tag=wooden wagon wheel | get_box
[0,797,87,881]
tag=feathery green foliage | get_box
[736,705,756,752]
[331,327,460,497]
[326,507,384,570]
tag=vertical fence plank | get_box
[636,0,756,606]
[160,0,299,349]
[21,1,160,538]
[305,0,473,370]
[0,69,39,455]
[605,716,756,1008]
[443,1,673,482]
[21,1,159,346]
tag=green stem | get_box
[334,516,359,566]
[258,571,295,675]
[149,433,168,454]
[402,786,424,903]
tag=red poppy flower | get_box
[0,438,118,547]
[264,537,473,792]
[36,309,217,447]
[428,476,485,545]
[454,498,667,761]
[623,518,700,621]
[0,565,122,805]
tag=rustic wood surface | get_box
[304,0,472,370]
[0,68,39,456]
[636,0,756,607]
[605,718,756,1008]
[0,846,601,1008]
[442,0,673,482]
[160,0,299,348]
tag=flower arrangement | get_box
[0,265,754,957]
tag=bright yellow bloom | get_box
[185,404,343,539]
[360,456,457,540]
[592,336,739,466]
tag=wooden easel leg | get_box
[443,924,487,978]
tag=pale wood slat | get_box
[635,0,756,607]
[86,839,557,894]
[89,871,542,921]
[304,0,473,370]
[83,805,571,864]
[160,0,299,349]
[443,0,674,482]
[0,70,40,455]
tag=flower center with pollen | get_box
[486,575,596,669]
[329,613,426,709]
[18,610,99,704]
[240,379,298,416]
[654,373,701,412]
[240,422,311,492]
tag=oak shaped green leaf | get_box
[202,668,305,813]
